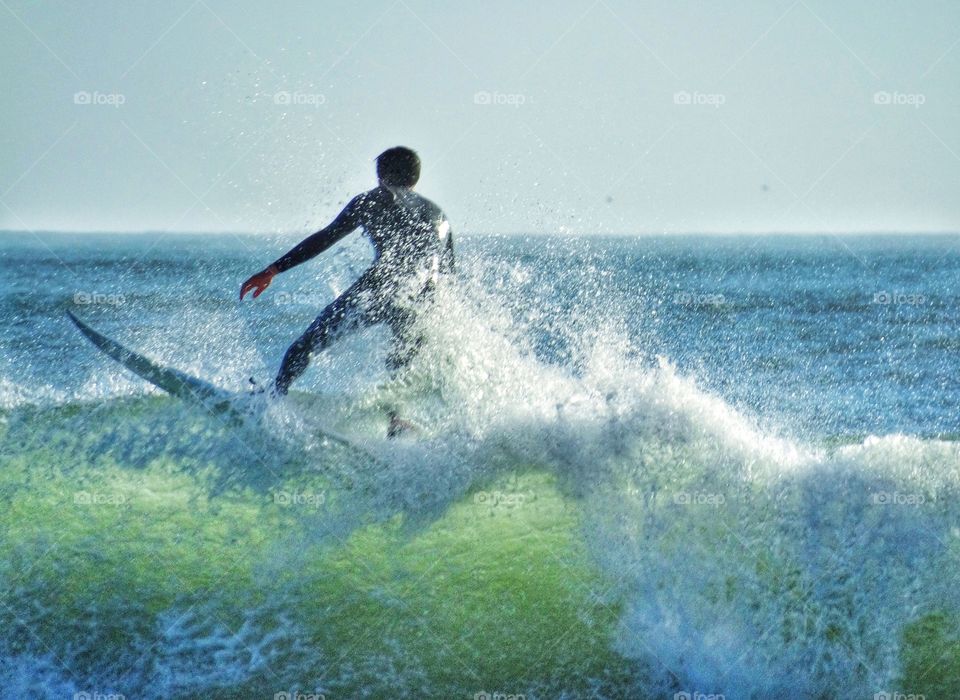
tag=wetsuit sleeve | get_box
[271,196,363,273]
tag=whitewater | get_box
[1,232,958,699]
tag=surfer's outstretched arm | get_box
[271,196,362,272]
[240,196,362,299]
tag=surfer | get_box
[239,146,455,411]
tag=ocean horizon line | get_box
[1,228,958,238]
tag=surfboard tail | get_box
[66,310,228,406]
[66,311,385,461]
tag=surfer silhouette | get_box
[240,147,455,429]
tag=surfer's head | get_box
[376,146,420,188]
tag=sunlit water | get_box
[1,232,959,699]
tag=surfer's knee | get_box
[283,338,310,368]
[386,335,422,373]
[294,319,335,357]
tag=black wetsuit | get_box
[272,185,454,394]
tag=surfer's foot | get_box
[249,377,288,400]
[271,377,290,398]
[386,411,417,439]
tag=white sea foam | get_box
[362,273,960,697]
[3,258,958,698]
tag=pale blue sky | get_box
[2,0,958,234]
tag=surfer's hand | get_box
[240,266,277,300]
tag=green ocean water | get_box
[4,391,960,698]
[3,233,960,698]
[1,395,647,698]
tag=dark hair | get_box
[376,146,420,187]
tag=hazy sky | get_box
[2,0,958,234]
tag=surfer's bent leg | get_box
[274,286,365,395]
[383,282,434,374]
[384,308,417,373]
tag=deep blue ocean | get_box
[1,232,959,699]
[5,232,959,437]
